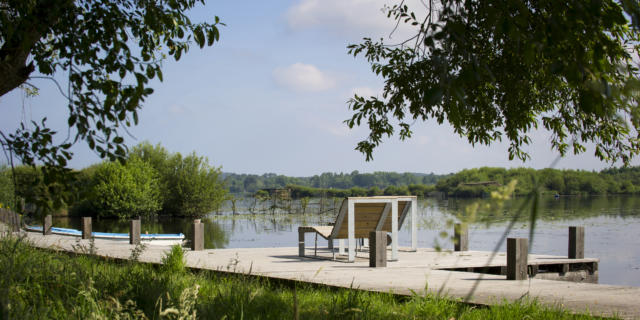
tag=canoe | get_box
[25,225,185,246]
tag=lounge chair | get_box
[298,196,417,262]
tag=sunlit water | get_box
[53,195,640,287]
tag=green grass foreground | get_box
[0,236,612,320]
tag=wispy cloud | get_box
[286,0,425,39]
[273,63,336,92]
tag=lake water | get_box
[52,195,640,287]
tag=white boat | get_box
[25,225,185,246]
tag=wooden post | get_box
[13,210,20,232]
[191,219,204,251]
[507,238,528,280]
[569,226,584,259]
[0,208,21,232]
[298,227,305,257]
[129,219,141,245]
[81,217,92,239]
[43,214,52,235]
[454,223,468,251]
[369,231,387,267]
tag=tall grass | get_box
[0,235,613,319]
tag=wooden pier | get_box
[20,230,640,320]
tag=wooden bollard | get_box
[369,231,387,267]
[569,226,584,259]
[43,214,52,235]
[0,208,20,232]
[454,223,468,251]
[129,219,141,245]
[298,227,305,257]
[81,217,92,239]
[191,219,204,251]
[507,238,528,280]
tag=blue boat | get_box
[25,225,185,246]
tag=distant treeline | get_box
[4,154,640,218]
[435,167,640,197]
[223,171,449,194]
[286,184,436,198]
[231,166,640,199]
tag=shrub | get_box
[88,158,161,219]
[163,152,227,217]
[129,143,227,217]
[0,165,15,210]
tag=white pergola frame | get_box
[340,196,418,262]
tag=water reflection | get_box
[439,195,640,224]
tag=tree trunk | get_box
[0,0,74,97]
[0,34,38,97]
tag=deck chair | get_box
[298,196,418,262]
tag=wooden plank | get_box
[353,207,386,214]
[354,202,387,207]
[351,214,385,222]
[354,220,379,228]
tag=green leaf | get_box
[146,66,155,79]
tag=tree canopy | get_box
[347,0,640,164]
[0,0,221,170]
[0,0,221,212]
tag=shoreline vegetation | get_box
[0,142,228,220]
[1,143,639,219]
[0,235,609,320]
[241,166,640,199]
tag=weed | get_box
[71,236,97,255]
[129,241,148,261]
[161,245,186,275]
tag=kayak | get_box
[25,225,185,246]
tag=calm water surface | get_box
[54,195,640,287]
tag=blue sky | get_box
[1,0,637,176]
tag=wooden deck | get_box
[21,231,640,320]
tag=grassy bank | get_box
[0,236,611,320]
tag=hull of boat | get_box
[25,225,185,246]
